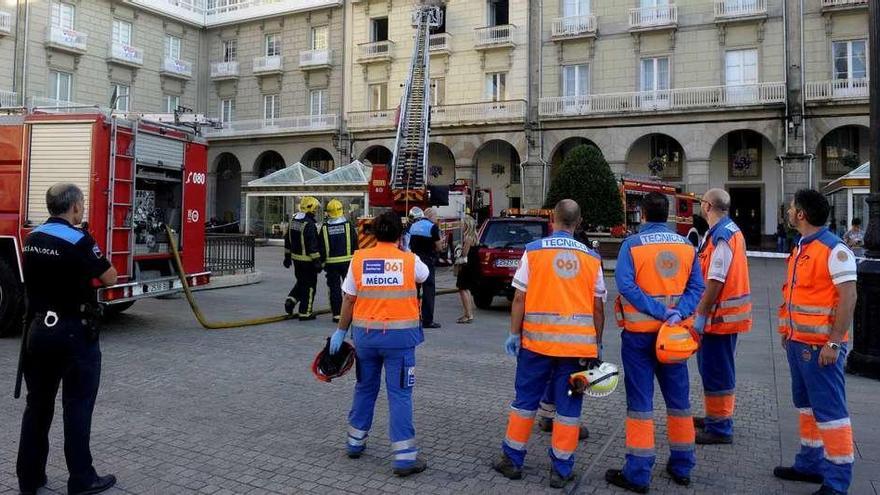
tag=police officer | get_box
[327,211,430,476]
[16,183,118,495]
[284,196,322,320]
[493,199,606,489]
[408,207,444,328]
[319,199,358,323]
[607,191,705,493]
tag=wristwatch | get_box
[826,342,841,351]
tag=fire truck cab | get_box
[0,109,210,337]
[616,176,700,237]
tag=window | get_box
[112,19,132,45]
[220,98,235,123]
[369,83,387,111]
[112,84,130,112]
[265,33,281,57]
[310,89,326,115]
[433,6,447,33]
[49,70,72,102]
[165,35,181,60]
[488,0,509,26]
[562,64,589,97]
[562,0,589,18]
[727,130,762,180]
[822,126,861,178]
[640,0,669,7]
[833,40,868,81]
[640,57,669,92]
[311,26,329,50]
[264,94,281,122]
[222,39,237,62]
[431,78,446,106]
[371,18,389,42]
[164,94,180,113]
[649,135,683,180]
[51,2,75,29]
[725,49,758,86]
[486,72,507,101]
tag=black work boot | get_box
[284,297,297,315]
[693,416,706,429]
[666,464,691,486]
[549,469,575,489]
[537,416,553,432]
[578,425,590,440]
[298,313,316,321]
[605,469,649,494]
[393,457,427,477]
[773,466,823,484]
[19,474,47,495]
[812,486,846,495]
[696,430,733,445]
[69,474,117,495]
[492,453,523,480]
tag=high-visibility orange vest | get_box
[616,232,697,333]
[521,233,601,358]
[350,243,422,347]
[698,217,752,334]
[778,229,850,346]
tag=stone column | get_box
[239,172,256,234]
[455,158,475,183]
[206,171,218,220]
[521,161,546,209]
[685,159,710,195]
[607,160,627,177]
[782,156,811,203]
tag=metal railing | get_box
[161,57,193,78]
[552,15,597,38]
[431,100,527,126]
[358,40,394,60]
[474,25,515,47]
[299,49,332,67]
[805,78,869,101]
[0,90,18,108]
[714,0,767,18]
[0,11,12,35]
[45,25,88,52]
[109,42,145,66]
[202,114,338,137]
[211,61,240,78]
[253,54,283,73]
[204,233,255,275]
[628,5,678,29]
[539,82,785,117]
[346,109,396,130]
[822,0,868,7]
[429,33,452,52]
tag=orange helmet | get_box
[656,321,700,364]
[311,338,356,383]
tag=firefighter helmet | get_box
[311,338,356,383]
[568,360,620,398]
[408,206,424,219]
[656,321,700,364]
[326,199,344,219]
[299,196,320,214]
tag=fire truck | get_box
[615,175,700,237]
[0,109,211,337]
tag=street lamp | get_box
[846,0,880,379]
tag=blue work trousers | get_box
[696,333,738,437]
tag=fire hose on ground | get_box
[166,226,460,330]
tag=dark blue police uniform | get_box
[408,218,440,325]
[17,217,112,493]
[319,218,358,320]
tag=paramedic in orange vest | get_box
[691,188,752,445]
[774,189,857,495]
[606,192,705,494]
[327,211,430,477]
[492,199,606,490]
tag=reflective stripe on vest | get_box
[618,295,682,331]
[323,222,354,264]
[522,329,598,345]
[352,318,421,330]
[699,218,752,334]
[524,312,594,328]
[356,289,418,300]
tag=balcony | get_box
[430,101,526,127]
[253,55,283,75]
[0,11,12,36]
[474,25,516,49]
[210,61,240,80]
[128,0,343,27]
[299,49,332,70]
[539,82,786,117]
[347,109,396,131]
[44,25,88,54]
[821,0,868,11]
[714,0,767,21]
[0,90,19,108]
[551,15,597,39]
[202,114,338,139]
[428,33,452,55]
[358,41,394,63]
[628,5,678,31]
[160,57,193,79]
[805,79,869,102]
[107,42,144,67]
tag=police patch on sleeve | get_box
[92,244,103,258]
[361,259,404,286]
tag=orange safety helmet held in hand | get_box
[655,321,700,364]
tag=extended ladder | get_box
[106,117,138,280]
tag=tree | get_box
[544,145,624,229]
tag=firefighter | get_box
[774,189,856,495]
[319,199,358,323]
[493,199,606,489]
[283,196,322,320]
[606,192,705,493]
[327,211,430,476]
[16,184,118,495]
[691,188,752,445]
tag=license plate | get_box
[495,259,519,268]
[146,281,170,293]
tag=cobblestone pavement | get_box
[1,249,878,494]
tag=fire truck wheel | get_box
[472,289,494,310]
[0,258,24,338]
[102,301,136,318]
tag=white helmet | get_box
[408,206,425,219]
[568,360,620,398]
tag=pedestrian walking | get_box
[606,191,705,493]
[327,211,430,476]
[455,214,478,324]
[319,199,358,323]
[409,207,444,328]
[16,183,119,495]
[691,188,752,445]
[774,189,857,495]
[283,196,322,320]
[492,199,606,489]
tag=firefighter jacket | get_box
[698,216,752,334]
[778,228,854,346]
[320,217,358,265]
[285,212,320,263]
[615,222,705,332]
[518,231,603,358]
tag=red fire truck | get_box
[0,110,211,337]
[615,175,701,237]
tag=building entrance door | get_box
[729,186,762,247]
